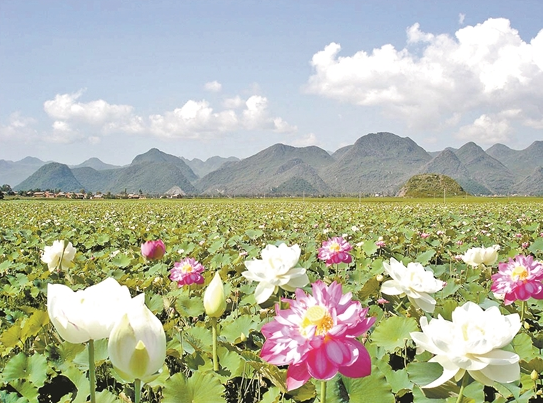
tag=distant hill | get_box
[0,157,47,187]
[324,132,432,195]
[14,163,83,192]
[71,158,120,171]
[196,143,334,195]
[419,149,491,195]
[132,148,198,182]
[181,156,240,178]
[487,141,543,179]
[454,142,515,195]
[397,174,466,198]
[9,134,543,196]
[514,166,543,195]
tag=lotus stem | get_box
[211,318,219,371]
[521,300,526,323]
[321,380,327,403]
[455,372,469,403]
[134,378,142,403]
[88,339,96,403]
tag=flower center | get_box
[182,263,193,273]
[511,265,528,281]
[301,305,334,336]
[329,242,341,253]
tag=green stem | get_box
[134,378,142,403]
[321,380,327,403]
[88,339,96,403]
[521,300,526,322]
[211,318,219,371]
[455,372,469,403]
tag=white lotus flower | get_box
[204,272,226,318]
[381,258,444,313]
[410,302,520,388]
[41,240,76,272]
[242,243,309,304]
[462,245,500,267]
[47,278,137,343]
[108,295,166,382]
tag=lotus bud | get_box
[141,240,166,260]
[108,295,166,382]
[204,272,226,318]
[531,370,539,381]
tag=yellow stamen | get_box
[182,263,193,273]
[301,305,334,336]
[511,265,528,282]
[329,242,341,252]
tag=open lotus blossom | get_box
[170,257,205,286]
[381,258,444,313]
[242,243,309,304]
[461,245,500,267]
[141,240,166,260]
[41,240,76,272]
[47,278,138,344]
[260,281,375,391]
[410,302,521,388]
[108,294,166,382]
[491,255,543,305]
[318,236,353,266]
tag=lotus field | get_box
[1,199,543,403]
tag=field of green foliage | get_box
[1,198,543,403]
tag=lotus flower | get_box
[461,245,500,267]
[381,258,444,313]
[242,243,309,304]
[108,295,166,382]
[491,255,543,305]
[410,302,521,388]
[47,278,137,343]
[141,240,165,260]
[170,257,205,286]
[41,240,76,272]
[260,281,375,390]
[204,272,226,318]
[318,236,353,266]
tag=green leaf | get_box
[2,352,48,387]
[406,361,444,386]
[371,316,418,352]
[146,293,164,314]
[0,319,23,353]
[162,371,226,403]
[95,389,121,403]
[175,293,206,318]
[512,333,539,361]
[0,390,29,403]
[111,253,131,268]
[528,238,543,254]
[416,249,436,264]
[363,241,378,256]
[337,372,394,403]
[220,316,258,344]
[21,309,49,341]
[8,380,38,402]
[61,365,90,403]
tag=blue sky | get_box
[1,0,542,165]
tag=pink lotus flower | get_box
[260,281,375,390]
[420,233,430,239]
[170,258,205,286]
[491,255,543,305]
[318,237,353,266]
[141,240,165,260]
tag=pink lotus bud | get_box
[141,240,165,260]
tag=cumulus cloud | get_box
[204,81,222,92]
[306,18,543,144]
[34,87,295,143]
[458,13,465,25]
[0,113,38,141]
[149,95,296,138]
[291,133,318,147]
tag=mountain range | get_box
[4,132,543,196]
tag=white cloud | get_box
[148,95,296,138]
[459,13,465,25]
[291,133,318,147]
[306,18,543,144]
[456,113,513,144]
[204,81,222,92]
[223,96,244,109]
[0,113,38,141]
